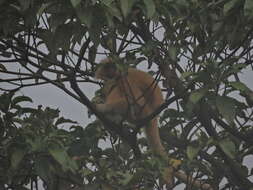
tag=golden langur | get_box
[94,58,174,187]
[95,58,166,157]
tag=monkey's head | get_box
[95,58,120,81]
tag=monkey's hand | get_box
[95,103,108,113]
[88,91,105,117]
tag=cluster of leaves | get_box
[0,92,77,189]
[0,92,171,190]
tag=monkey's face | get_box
[95,62,118,81]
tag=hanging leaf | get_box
[49,146,68,165]
[104,2,122,22]
[216,96,236,124]
[244,0,253,19]
[38,2,53,16]
[70,0,81,8]
[223,0,239,15]
[102,0,114,6]
[49,145,78,172]
[189,88,208,104]
[18,0,31,11]
[219,139,236,159]
[11,148,26,169]
[35,157,52,182]
[143,0,156,18]
[229,81,250,92]
[187,144,201,161]
[168,46,177,61]
[120,0,134,18]
[120,172,134,186]
[76,7,93,28]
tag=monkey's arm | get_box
[95,97,129,115]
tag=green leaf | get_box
[223,0,238,15]
[37,29,54,52]
[180,71,194,79]
[189,88,208,104]
[102,0,122,23]
[229,81,250,92]
[49,145,68,165]
[49,145,78,172]
[120,172,134,185]
[12,96,33,105]
[0,92,13,112]
[186,144,201,160]
[76,7,93,28]
[219,139,236,159]
[20,107,38,114]
[216,96,236,123]
[161,109,183,121]
[244,0,253,18]
[143,0,156,18]
[54,23,73,51]
[168,46,177,61]
[18,0,31,11]
[38,3,53,16]
[11,148,26,169]
[120,0,134,18]
[70,0,81,8]
[35,157,52,182]
[55,117,77,126]
[102,0,114,6]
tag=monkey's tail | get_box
[145,118,167,158]
[146,119,214,190]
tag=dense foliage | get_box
[1,0,253,189]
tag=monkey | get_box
[95,58,165,155]
[94,58,214,190]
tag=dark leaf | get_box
[216,96,236,124]
[11,148,26,169]
[55,117,78,126]
[12,96,33,105]
[218,139,236,159]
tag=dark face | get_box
[103,63,117,79]
[95,62,118,81]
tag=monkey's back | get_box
[126,68,164,110]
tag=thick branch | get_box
[198,101,253,189]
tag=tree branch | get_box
[198,101,253,189]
